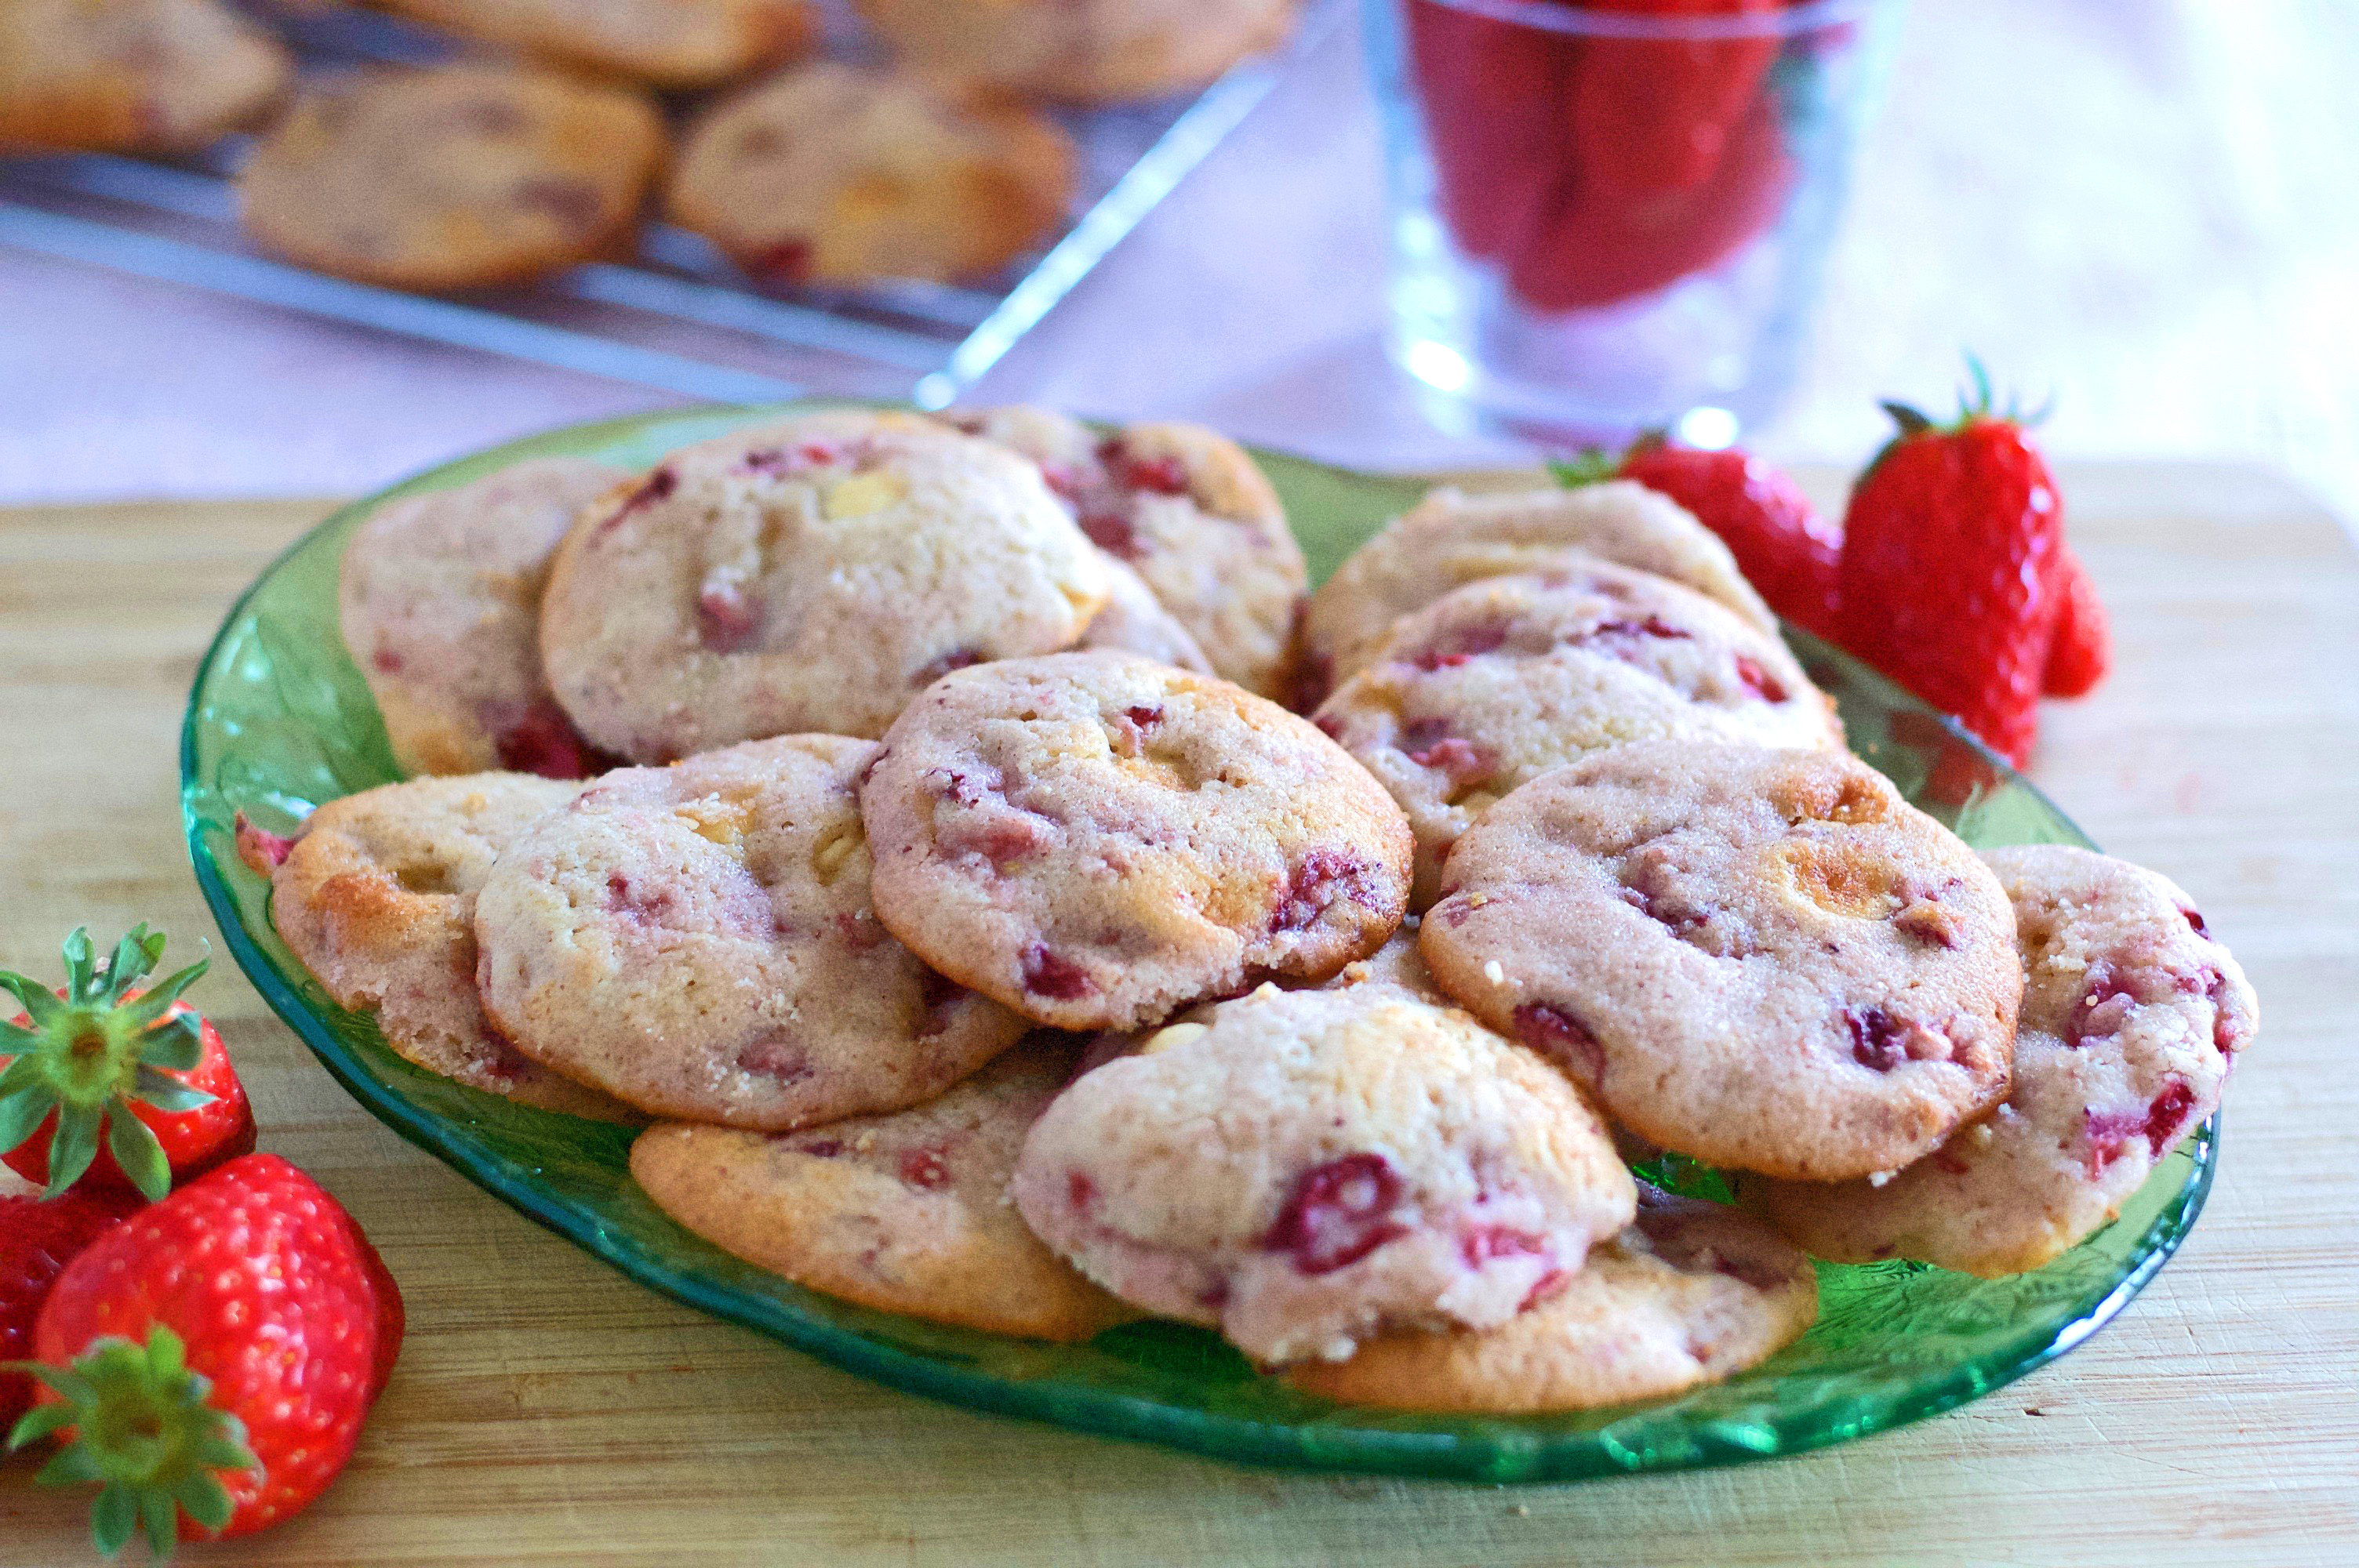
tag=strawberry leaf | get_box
[59,930,98,1005]
[92,1482,137,1558]
[8,1399,76,1447]
[104,1110,172,1203]
[133,1015,205,1074]
[0,1082,58,1153]
[130,1068,215,1115]
[42,1105,103,1197]
[117,961,206,1033]
[0,974,66,1029]
[176,1471,235,1534]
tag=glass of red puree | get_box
[1365,0,1899,444]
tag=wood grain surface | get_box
[1,463,2354,1567]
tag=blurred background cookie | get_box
[238,64,666,290]
[667,61,1075,287]
[0,0,292,153]
[854,0,1293,104]
[369,0,816,91]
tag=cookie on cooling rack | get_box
[238,64,665,291]
[0,0,289,154]
[853,0,1295,103]
[667,62,1075,287]
[376,0,815,89]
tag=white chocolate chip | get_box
[1483,960,1505,985]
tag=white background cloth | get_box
[2,0,2354,527]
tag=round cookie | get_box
[474,735,1031,1130]
[238,64,665,292]
[256,773,639,1123]
[341,456,624,779]
[1076,552,1213,674]
[1292,481,1776,708]
[1289,1187,1817,1411]
[667,63,1076,287]
[375,0,814,90]
[538,411,1110,761]
[0,0,289,153]
[1314,565,1841,906]
[951,406,1305,699]
[629,1035,1139,1341]
[863,651,1412,1031]
[854,0,1293,103]
[1012,982,1637,1364]
[1421,741,2022,1181]
[1739,844,2259,1276]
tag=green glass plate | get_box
[180,402,2215,1484]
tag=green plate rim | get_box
[178,402,2217,1484]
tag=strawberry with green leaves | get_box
[0,926,254,1202]
[1558,434,1843,638]
[7,1152,400,1558]
[1835,366,2066,767]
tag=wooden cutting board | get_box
[1,463,2354,1567]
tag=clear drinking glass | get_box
[1365,0,1901,445]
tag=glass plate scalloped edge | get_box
[180,401,2217,1485]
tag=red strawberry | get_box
[1835,372,2065,766]
[2043,545,2112,697]
[1,1190,140,1432]
[1595,435,1843,637]
[7,1153,398,1555]
[0,926,254,1201]
[1510,86,1794,310]
[1568,0,1785,199]
[1404,0,1577,262]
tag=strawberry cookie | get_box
[854,0,1293,104]
[257,773,640,1122]
[862,652,1412,1031]
[0,0,289,153]
[1011,983,1637,1364]
[949,407,1307,699]
[1314,564,1841,906]
[667,63,1075,287]
[1076,552,1213,674]
[1289,1187,1817,1411]
[538,411,1110,761]
[1422,742,2021,1181]
[341,456,624,779]
[374,0,815,90]
[1292,481,1775,708]
[1739,844,2258,1276]
[630,1035,1138,1341]
[238,64,665,291]
[474,735,1030,1130]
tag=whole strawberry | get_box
[0,926,255,1201]
[2044,545,2113,698]
[1836,372,2065,766]
[1569,436,1844,639]
[0,1190,140,1432]
[6,1153,398,1557]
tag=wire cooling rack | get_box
[0,0,1340,404]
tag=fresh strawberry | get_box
[0,926,255,1202]
[1510,86,1794,310]
[1405,0,1576,262]
[1,1190,140,1433]
[6,1153,397,1555]
[1568,0,1785,199]
[1835,369,2065,766]
[1576,435,1844,637]
[2043,545,2112,697]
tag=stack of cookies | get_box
[238,405,2259,1413]
[1,0,1297,290]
